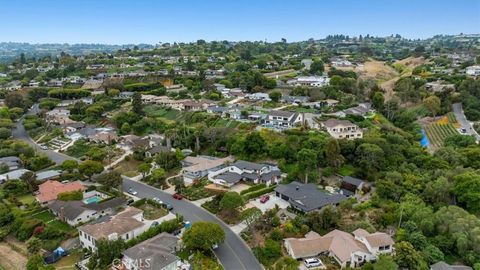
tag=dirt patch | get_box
[395,56,429,70]
[359,60,398,82]
[0,242,27,270]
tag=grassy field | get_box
[17,194,35,205]
[113,159,142,177]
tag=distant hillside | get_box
[0,42,154,62]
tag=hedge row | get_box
[240,183,267,195]
[242,186,276,200]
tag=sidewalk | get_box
[191,196,215,207]
[230,221,247,235]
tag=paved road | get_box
[12,104,78,165]
[122,177,262,270]
[452,103,480,142]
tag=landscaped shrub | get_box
[16,218,43,241]
[240,183,267,195]
[242,186,276,200]
[57,190,83,201]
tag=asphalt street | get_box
[452,103,480,141]
[122,177,262,270]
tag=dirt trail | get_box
[0,242,27,270]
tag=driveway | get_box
[122,177,262,270]
[452,103,480,142]
[249,193,290,213]
[12,104,79,165]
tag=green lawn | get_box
[48,220,75,233]
[138,203,168,220]
[338,164,356,176]
[18,194,35,205]
[53,250,83,270]
[31,210,55,222]
[113,159,142,177]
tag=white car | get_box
[304,258,323,268]
[40,145,48,150]
[128,188,138,196]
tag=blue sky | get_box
[0,0,479,44]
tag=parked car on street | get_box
[304,258,323,268]
[173,193,183,200]
[128,188,138,195]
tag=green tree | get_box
[309,60,325,75]
[57,190,83,201]
[132,92,144,115]
[423,96,441,117]
[138,162,152,179]
[372,91,385,110]
[394,241,428,270]
[96,171,122,190]
[149,168,166,187]
[61,160,78,172]
[26,237,41,254]
[452,172,480,213]
[0,127,11,139]
[243,132,267,158]
[373,255,398,270]
[356,143,384,176]
[88,239,125,269]
[121,122,131,134]
[297,148,317,183]
[269,91,282,103]
[325,138,345,170]
[183,221,225,251]
[79,160,104,180]
[220,191,245,211]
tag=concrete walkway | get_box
[191,196,215,207]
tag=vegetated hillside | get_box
[358,60,399,82]
[381,57,430,100]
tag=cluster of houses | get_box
[0,156,62,183]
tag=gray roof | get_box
[48,197,126,221]
[268,110,296,118]
[122,232,179,269]
[36,170,62,181]
[342,176,365,187]
[214,171,243,184]
[147,145,171,155]
[233,160,265,171]
[275,181,347,212]
[430,262,472,270]
[282,95,309,103]
[207,106,228,113]
[260,170,281,181]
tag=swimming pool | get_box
[84,196,102,204]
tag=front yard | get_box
[138,202,168,220]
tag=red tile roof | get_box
[36,180,86,203]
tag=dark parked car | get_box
[172,193,183,200]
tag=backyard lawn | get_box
[52,250,83,270]
[31,210,75,233]
[17,194,36,205]
[113,159,142,177]
[31,210,56,222]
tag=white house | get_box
[322,119,363,140]
[245,92,271,101]
[78,207,148,251]
[181,155,234,185]
[264,110,303,129]
[208,160,281,187]
[466,65,480,76]
[287,76,330,87]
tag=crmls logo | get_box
[112,258,152,269]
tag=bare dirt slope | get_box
[0,242,27,270]
[381,57,429,100]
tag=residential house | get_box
[281,95,309,105]
[141,95,184,110]
[36,170,62,182]
[466,65,480,76]
[208,160,282,187]
[340,176,366,197]
[181,155,234,185]
[274,181,347,212]
[264,110,303,129]
[430,262,472,270]
[36,180,86,205]
[245,92,271,102]
[45,109,71,124]
[117,91,135,100]
[122,233,180,270]
[48,197,126,226]
[145,145,172,158]
[0,168,32,183]
[78,207,148,251]
[321,119,363,140]
[284,228,394,268]
[0,156,22,171]
[89,129,118,144]
[287,76,330,87]
[207,106,229,117]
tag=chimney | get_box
[59,206,65,221]
[296,186,299,191]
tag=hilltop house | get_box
[45,109,71,124]
[0,156,22,171]
[264,110,303,129]
[287,76,330,87]
[208,160,281,187]
[466,65,480,76]
[321,119,363,140]
[274,181,347,212]
[181,155,234,185]
[284,228,394,268]
[245,92,271,102]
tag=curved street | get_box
[12,104,78,165]
[122,177,262,270]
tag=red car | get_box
[173,193,183,200]
[260,195,270,203]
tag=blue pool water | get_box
[420,129,430,147]
[84,196,101,204]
